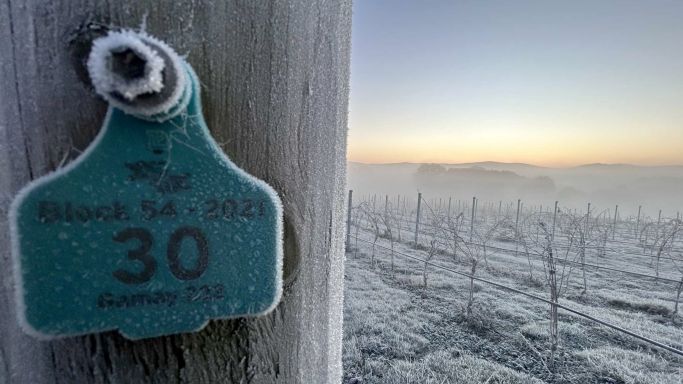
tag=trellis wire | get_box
[354,213,680,284]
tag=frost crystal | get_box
[88,30,165,101]
[86,30,189,121]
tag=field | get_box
[342,196,683,384]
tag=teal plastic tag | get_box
[11,66,283,340]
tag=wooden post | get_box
[470,196,476,242]
[552,201,558,241]
[515,199,521,257]
[0,2,352,383]
[415,192,422,246]
[612,204,618,240]
[347,190,353,250]
[585,202,591,237]
[636,205,642,236]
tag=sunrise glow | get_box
[348,1,683,167]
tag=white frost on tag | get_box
[88,30,165,101]
[10,64,284,340]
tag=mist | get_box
[348,161,683,219]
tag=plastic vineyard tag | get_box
[11,31,283,340]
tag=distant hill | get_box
[349,161,683,178]
[347,161,683,216]
[349,160,683,170]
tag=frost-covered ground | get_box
[342,228,683,384]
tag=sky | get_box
[347,0,683,167]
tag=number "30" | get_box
[112,226,209,284]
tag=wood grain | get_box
[0,1,351,382]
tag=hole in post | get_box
[68,22,111,91]
[111,48,148,80]
[283,216,301,288]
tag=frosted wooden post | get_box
[585,202,591,238]
[384,195,389,216]
[515,199,521,257]
[636,205,642,237]
[346,190,353,250]
[415,192,422,246]
[447,196,452,218]
[470,196,476,242]
[552,201,558,241]
[658,210,662,226]
[0,2,351,383]
[612,205,618,240]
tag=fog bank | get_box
[348,161,683,219]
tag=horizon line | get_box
[347,160,683,169]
